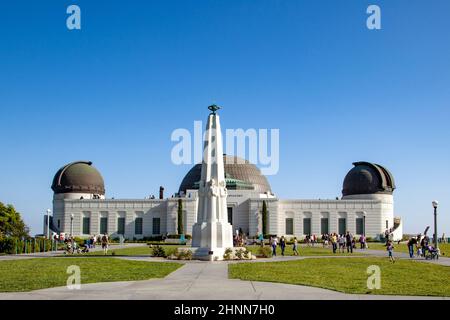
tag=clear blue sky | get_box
[1,0,449,236]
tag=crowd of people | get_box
[406,234,440,260]
[52,233,110,255]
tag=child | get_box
[417,246,422,258]
[387,241,395,263]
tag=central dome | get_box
[179,155,272,194]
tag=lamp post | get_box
[432,201,439,250]
[70,214,74,237]
[46,209,51,239]
[363,211,367,237]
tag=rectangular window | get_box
[338,218,346,235]
[117,217,125,235]
[152,218,161,235]
[227,207,233,225]
[285,218,294,235]
[321,218,329,234]
[135,217,143,235]
[100,217,108,234]
[82,217,90,235]
[303,218,311,235]
[356,218,364,235]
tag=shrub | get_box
[223,248,233,260]
[176,249,193,260]
[166,234,192,240]
[0,236,15,254]
[258,246,272,258]
[151,245,166,257]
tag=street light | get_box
[363,211,367,237]
[46,209,51,239]
[432,200,439,250]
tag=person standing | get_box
[101,234,109,255]
[293,237,299,256]
[280,236,286,256]
[359,235,366,250]
[271,237,278,257]
[331,233,337,254]
[346,231,353,254]
[338,235,345,253]
[407,237,417,258]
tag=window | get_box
[285,218,294,235]
[82,217,90,235]
[356,218,364,235]
[321,218,329,234]
[152,218,161,235]
[135,217,143,235]
[117,217,125,235]
[303,218,311,235]
[227,207,233,225]
[100,217,108,234]
[338,218,346,235]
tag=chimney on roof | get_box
[159,186,164,200]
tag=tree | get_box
[262,200,268,236]
[0,202,29,238]
[177,199,184,235]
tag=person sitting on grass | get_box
[387,240,395,263]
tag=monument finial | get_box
[208,104,221,115]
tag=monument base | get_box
[191,221,234,261]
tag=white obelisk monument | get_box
[191,105,234,261]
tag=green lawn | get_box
[85,245,183,256]
[0,257,182,292]
[229,257,450,297]
[367,242,450,257]
[245,245,363,257]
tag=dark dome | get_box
[179,155,272,194]
[342,161,395,197]
[52,161,105,195]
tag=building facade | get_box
[49,157,403,241]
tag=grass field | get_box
[229,257,450,297]
[0,257,182,292]
[85,245,182,256]
[245,245,363,257]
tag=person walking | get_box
[293,237,299,256]
[271,237,278,257]
[346,231,353,254]
[101,234,109,255]
[387,240,395,263]
[280,236,286,256]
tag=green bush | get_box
[166,234,192,240]
[176,249,192,260]
[223,248,233,260]
[257,246,272,258]
[151,245,166,257]
[0,236,15,254]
